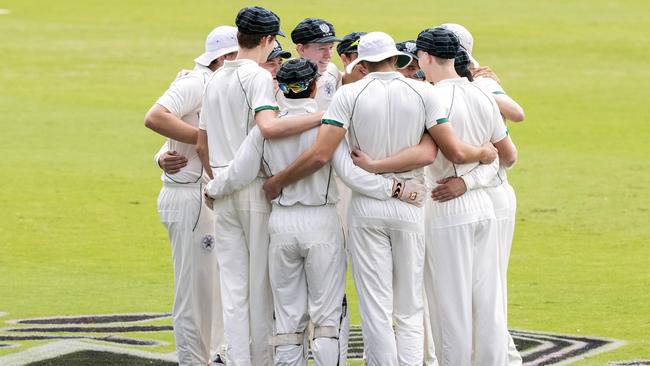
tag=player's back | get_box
[335,72,429,180]
[263,98,340,206]
[201,59,277,171]
[427,77,506,181]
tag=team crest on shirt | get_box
[324,81,335,96]
[200,235,215,251]
[319,23,331,35]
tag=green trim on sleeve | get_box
[436,117,449,124]
[322,119,345,128]
[254,105,280,113]
[492,91,507,95]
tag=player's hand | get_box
[391,178,426,207]
[158,151,188,174]
[479,143,498,164]
[262,177,282,201]
[431,177,467,202]
[203,187,214,211]
[351,148,376,173]
[175,69,192,80]
[472,66,501,85]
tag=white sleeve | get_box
[251,70,280,114]
[322,87,351,130]
[153,141,169,168]
[155,75,203,118]
[489,97,508,143]
[475,76,507,96]
[205,127,264,198]
[460,157,500,191]
[423,85,451,130]
[330,139,393,200]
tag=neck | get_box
[427,64,459,83]
[237,47,266,64]
[367,63,395,73]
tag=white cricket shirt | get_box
[155,64,212,184]
[315,62,342,110]
[205,97,392,206]
[425,77,508,182]
[199,59,278,174]
[322,71,434,181]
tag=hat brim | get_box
[468,53,480,68]
[276,30,286,37]
[268,50,291,60]
[194,45,239,66]
[346,51,413,74]
[307,35,343,44]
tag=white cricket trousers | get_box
[335,176,351,366]
[157,182,225,366]
[485,181,521,366]
[424,189,506,366]
[348,193,425,366]
[212,177,273,366]
[268,204,346,366]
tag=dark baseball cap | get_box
[454,49,471,75]
[235,6,285,37]
[396,40,419,60]
[291,18,341,44]
[268,40,291,61]
[416,27,460,59]
[276,58,319,85]
[337,32,367,55]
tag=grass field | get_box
[1,0,649,364]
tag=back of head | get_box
[454,49,473,81]
[337,31,367,56]
[235,6,284,49]
[416,27,460,61]
[276,58,319,99]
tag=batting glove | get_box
[391,178,426,207]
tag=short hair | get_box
[237,32,267,49]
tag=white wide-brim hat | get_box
[195,25,239,67]
[345,32,412,74]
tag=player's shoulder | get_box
[325,62,342,79]
[472,76,505,94]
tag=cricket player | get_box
[204,58,425,366]
[337,32,368,84]
[262,32,497,366]
[291,18,355,363]
[395,40,422,80]
[416,27,517,366]
[434,23,525,366]
[260,40,291,101]
[144,25,239,366]
[195,7,324,366]
[291,18,343,110]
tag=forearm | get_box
[494,95,525,122]
[144,108,198,144]
[460,157,499,191]
[257,112,322,139]
[196,130,212,179]
[331,142,392,200]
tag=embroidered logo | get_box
[405,42,417,53]
[319,23,331,34]
[200,235,215,251]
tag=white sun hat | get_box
[345,32,412,74]
[440,23,480,68]
[194,25,239,67]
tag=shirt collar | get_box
[434,77,470,86]
[281,98,318,115]
[223,59,258,68]
[366,71,404,80]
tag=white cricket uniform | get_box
[199,59,278,366]
[323,71,436,366]
[423,77,508,366]
[464,76,522,366]
[153,64,224,366]
[205,97,394,366]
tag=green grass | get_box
[1,0,649,365]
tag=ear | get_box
[296,43,305,55]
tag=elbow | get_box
[446,147,467,164]
[196,143,207,157]
[422,149,437,166]
[500,150,518,168]
[144,114,156,130]
[510,108,525,122]
[313,150,333,169]
[258,122,279,139]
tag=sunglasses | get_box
[278,76,318,94]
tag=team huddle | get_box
[144,5,525,366]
